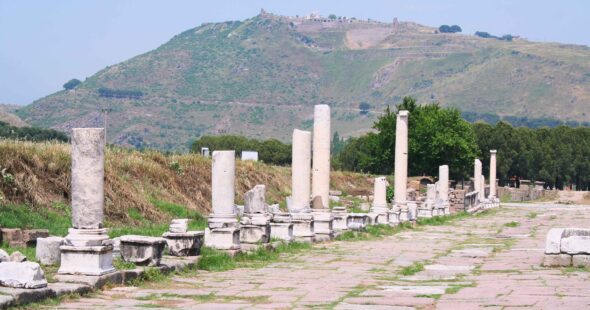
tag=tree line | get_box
[191,135,291,166]
[0,121,68,142]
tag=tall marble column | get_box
[289,129,314,242]
[391,110,409,223]
[204,151,240,250]
[311,105,334,241]
[291,129,312,212]
[311,104,331,209]
[489,150,497,198]
[370,177,389,224]
[59,128,115,276]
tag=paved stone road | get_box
[53,203,590,309]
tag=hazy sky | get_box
[1,0,588,105]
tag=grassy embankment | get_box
[0,139,373,238]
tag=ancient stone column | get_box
[393,110,409,222]
[291,129,312,212]
[211,151,236,215]
[58,128,115,276]
[71,128,105,229]
[489,150,497,198]
[311,105,334,241]
[474,159,483,201]
[438,165,449,203]
[373,177,388,208]
[204,151,240,251]
[370,176,389,224]
[311,104,331,209]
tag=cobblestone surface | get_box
[53,203,590,309]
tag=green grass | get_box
[399,261,425,276]
[0,242,37,263]
[113,257,137,270]
[445,283,475,294]
[526,212,538,219]
[416,212,470,226]
[416,294,441,299]
[196,247,236,271]
[504,221,520,227]
[0,204,70,236]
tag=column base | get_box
[407,202,417,221]
[291,212,314,242]
[162,231,205,256]
[313,210,334,242]
[388,208,401,226]
[347,213,370,231]
[369,205,389,225]
[204,214,240,250]
[332,206,349,232]
[58,228,115,276]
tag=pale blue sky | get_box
[1,0,588,104]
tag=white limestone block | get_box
[169,219,188,233]
[545,228,565,254]
[0,262,48,289]
[0,249,8,262]
[36,236,64,265]
[561,236,590,255]
[9,251,26,262]
[119,235,167,266]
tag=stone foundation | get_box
[312,210,334,242]
[543,227,590,267]
[162,231,204,256]
[291,213,314,243]
[269,212,293,242]
[119,235,166,267]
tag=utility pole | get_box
[101,107,110,145]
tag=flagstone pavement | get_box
[52,203,590,309]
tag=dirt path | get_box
[53,203,590,309]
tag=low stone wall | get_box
[449,189,465,213]
[543,228,590,267]
[497,186,552,202]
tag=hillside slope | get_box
[0,140,372,226]
[18,12,590,150]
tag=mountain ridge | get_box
[18,12,590,150]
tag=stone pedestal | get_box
[162,231,204,256]
[347,214,370,231]
[59,128,115,276]
[119,235,166,267]
[36,236,64,266]
[388,207,401,225]
[270,212,293,242]
[312,210,334,242]
[332,206,349,232]
[205,215,240,250]
[291,213,314,243]
[240,213,271,244]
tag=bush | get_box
[0,121,68,142]
[191,135,291,166]
[63,79,81,90]
[98,87,143,99]
[439,25,462,33]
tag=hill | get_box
[0,104,28,127]
[17,12,590,150]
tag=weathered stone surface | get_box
[71,128,105,229]
[572,254,590,268]
[291,129,312,213]
[372,176,388,208]
[162,231,204,256]
[36,237,63,265]
[240,224,270,244]
[311,104,331,209]
[562,228,590,238]
[311,195,324,209]
[1,228,25,248]
[169,219,188,233]
[544,228,565,254]
[560,235,590,254]
[59,243,115,276]
[22,229,49,246]
[204,226,240,250]
[0,262,47,289]
[120,235,166,266]
[269,222,293,242]
[291,212,314,242]
[489,150,497,198]
[243,185,268,214]
[9,251,27,262]
[543,254,572,267]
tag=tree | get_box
[439,25,462,33]
[450,25,462,33]
[359,102,371,115]
[337,97,478,179]
[63,79,81,90]
[328,14,337,20]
